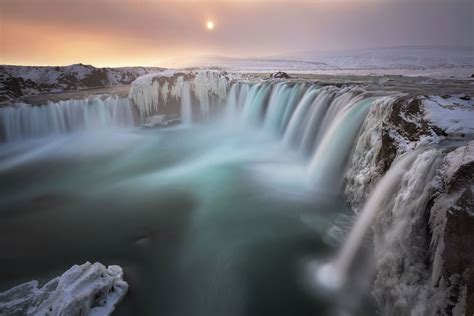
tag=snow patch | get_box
[423,95,474,136]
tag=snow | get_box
[423,96,474,136]
[0,262,128,316]
[170,47,474,78]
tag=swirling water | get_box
[0,82,383,315]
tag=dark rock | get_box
[80,68,108,88]
[377,129,398,173]
[386,97,446,143]
[270,71,290,79]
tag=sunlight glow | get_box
[206,20,215,31]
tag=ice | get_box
[129,69,229,120]
[0,262,128,316]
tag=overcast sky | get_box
[1,0,472,67]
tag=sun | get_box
[206,20,215,31]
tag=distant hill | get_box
[172,46,473,75]
[0,64,164,102]
[285,46,474,70]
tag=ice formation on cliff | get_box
[129,70,229,120]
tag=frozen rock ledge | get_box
[0,262,128,316]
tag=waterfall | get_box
[308,96,379,191]
[317,150,421,289]
[2,69,469,315]
[282,87,319,147]
[181,82,193,125]
[280,84,307,133]
[263,83,292,134]
[241,83,272,126]
[0,96,136,142]
[225,83,238,121]
[299,88,335,155]
[372,148,443,316]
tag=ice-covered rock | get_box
[0,262,128,316]
[430,141,474,316]
[368,142,473,315]
[345,93,474,315]
[346,94,473,210]
[345,96,443,212]
[128,69,230,121]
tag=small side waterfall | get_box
[181,82,193,125]
[0,96,136,142]
[316,150,421,289]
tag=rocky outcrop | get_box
[0,64,164,103]
[270,71,290,79]
[0,262,128,316]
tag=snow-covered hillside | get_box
[291,46,473,70]
[175,46,474,78]
[0,64,164,102]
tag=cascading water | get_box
[308,96,376,191]
[263,82,292,133]
[181,82,193,125]
[2,71,456,316]
[299,87,335,155]
[316,149,422,289]
[282,87,319,147]
[0,96,136,142]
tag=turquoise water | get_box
[0,124,374,315]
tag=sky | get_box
[1,0,472,67]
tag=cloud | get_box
[1,0,472,66]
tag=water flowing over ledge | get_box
[0,96,136,142]
[0,70,472,315]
